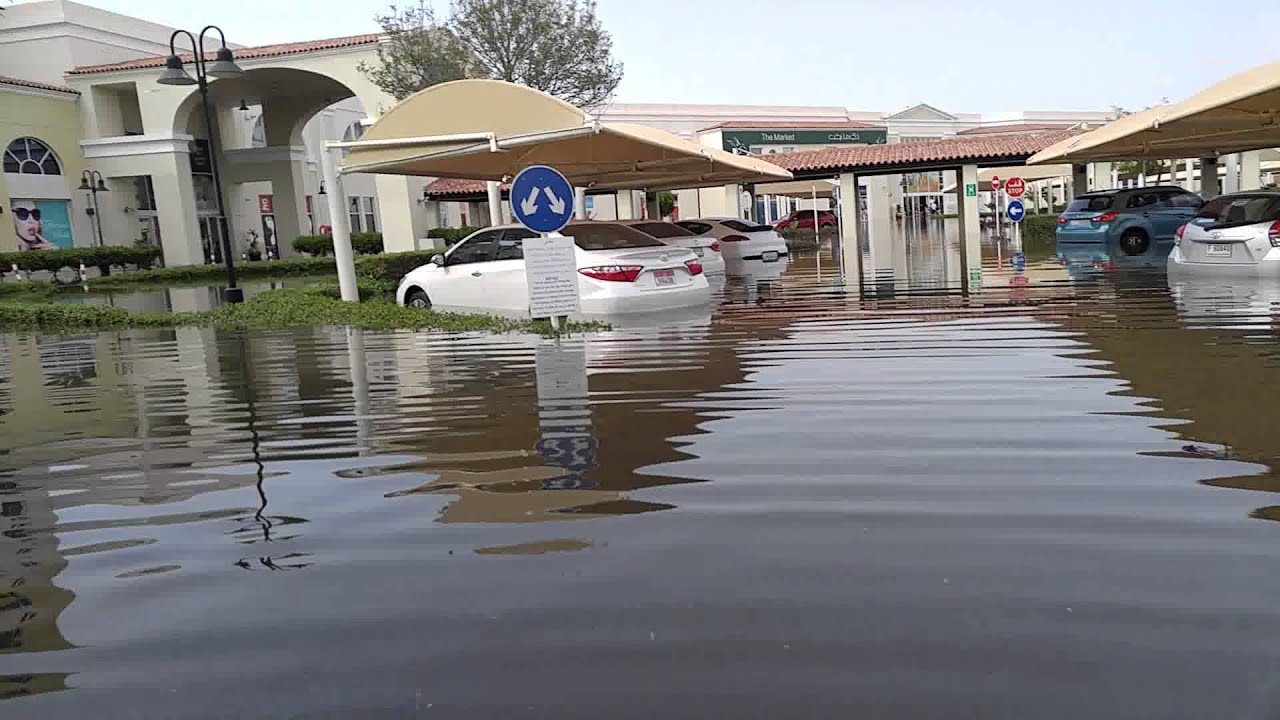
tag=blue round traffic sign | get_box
[1006,200,1025,223]
[510,165,575,234]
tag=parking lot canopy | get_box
[342,79,790,190]
[1030,62,1280,163]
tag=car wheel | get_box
[1119,229,1150,256]
[404,287,431,309]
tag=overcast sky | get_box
[74,0,1280,114]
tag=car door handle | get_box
[471,271,483,277]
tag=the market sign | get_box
[722,128,888,154]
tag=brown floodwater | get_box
[3,226,1280,718]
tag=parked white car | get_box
[677,217,789,264]
[1169,191,1280,274]
[396,222,711,315]
[617,220,725,275]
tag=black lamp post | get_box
[156,26,246,303]
[77,170,109,247]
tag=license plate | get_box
[654,269,676,286]
[761,251,780,262]
[1069,219,1092,226]
[1206,243,1232,257]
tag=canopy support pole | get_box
[321,144,359,303]
[838,172,863,291]
[1200,156,1220,197]
[1241,151,1262,190]
[574,188,588,219]
[486,181,503,226]
[956,164,982,296]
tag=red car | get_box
[774,209,837,231]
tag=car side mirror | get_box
[430,254,445,267]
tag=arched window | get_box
[342,121,365,142]
[3,137,61,175]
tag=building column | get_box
[644,192,661,221]
[151,151,204,267]
[1200,156,1220,197]
[615,190,642,220]
[866,175,893,272]
[574,187,588,219]
[486,181,503,226]
[838,172,862,284]
[1240,151,1262,191]
[1182,159,1196,191]
[375,175,428,252]
[763,194,774,223]
[1069,164,1088,201]
[1091,162,1113,190]
[724,184,743,218]
[266,150,310,258]
[1223,153,1241,194]
[956,164,982,294]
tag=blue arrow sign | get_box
[1006,200,1025,223]
[511,165,574,234]
[1011,251,1026,272]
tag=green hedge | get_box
[292,233,384,257]
[426,226,477,244]
[0,246,161,275]
[1022,214,1058,245]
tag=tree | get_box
[359,2,475,101]
[658,191,675,219]
[362,0,624,110]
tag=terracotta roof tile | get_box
[68,33,382,75]
[424,178,502,197]
[765,129,1084,174]
[0,75,79,95]
[699,120,885,132]
[956,123,1070,136]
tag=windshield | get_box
[564,223,665,250]
[1065,195,1114,213]
[1196,194,1280,228]
[630,222,694,238]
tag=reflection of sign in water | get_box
[535,342,595,490]
[523,235,581,318]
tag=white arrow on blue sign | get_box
[1006,200,1025,223]
[510,165,575,234]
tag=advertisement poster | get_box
[10,199,72,251]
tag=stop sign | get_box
[1005,177,1026,197]
[990,175,1002,190]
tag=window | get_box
[1065,194,1114,213]
[1166,192,1203,209]
[1196,194,1280,228]
[677,221,713,235]
[722,220,773,232]
[630,222,693,238]
[361,197,377,232]
[342,122,366,142]
[348,197,361,233]
[251,116,266,148]
[133,176,157,211]
[1125,192,1162,209]
[563,222,664,251]
[346,196,378,232]
[4,137,61,175]
[495,228,535,260]
[447,231,499,264]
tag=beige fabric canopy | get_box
[1030,62,1280,164]
[342,79,791,191]
[756,179,838,198]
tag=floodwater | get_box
[3,222,1280,718]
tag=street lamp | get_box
[78,169,109,247]
[156,26,246,303]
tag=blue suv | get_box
[1056,186,1204,256]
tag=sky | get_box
[66,0,1280,115]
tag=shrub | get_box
[1022,214,1058,245]
[426,226,476,244]
[0,245,161,278]
[353,250,437,294]
[291,233,384,257]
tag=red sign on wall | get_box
[258,194,274,214]
[305,195,313,214]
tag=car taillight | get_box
[1092,212,1118,223]
[721,234,748,242]
[684,259,704,276]
[1270,220,1280,247]
[709,242,721,253]
[1057,216,1068,224]
[1175,223,1186,245]
[579,265,642,282]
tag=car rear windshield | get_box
[722,220,774,232]
[677,221,713,234]
[630,222,694,238]
[564,223,664,250]
[1065,195,1114,213]
[1196,194,1280,228]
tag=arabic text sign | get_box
[523,235,580,318]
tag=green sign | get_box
[722,129,888,154]
[964,183,978,197]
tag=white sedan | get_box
[396,222,711,315]
[617,220,725,275]
[677,217,789,264]
[1169,191,1280,274]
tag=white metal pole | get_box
[486,180,502,226]
[813,186,821,278]
[320,144,359,302]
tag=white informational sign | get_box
[522,235,581,319]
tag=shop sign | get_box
[722,128,888,154]
[258,194,274,214]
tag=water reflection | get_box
[2,227,1280,717]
